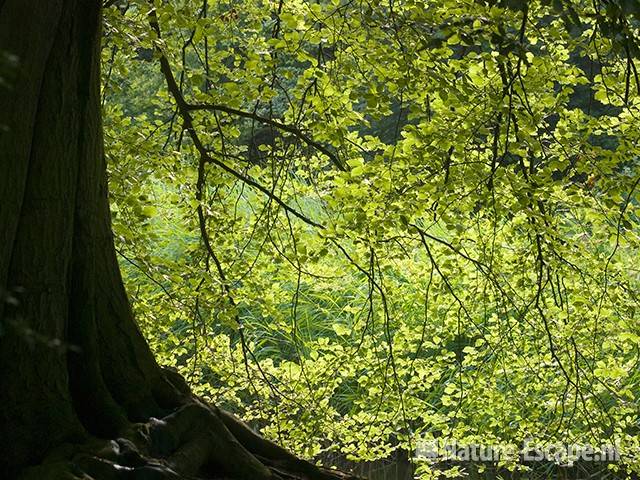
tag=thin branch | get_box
[148,9,325,230]
[185,103,346,171]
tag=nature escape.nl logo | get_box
[415,438,621,464]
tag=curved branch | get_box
[148,9,325,230]
[186,103,346,171]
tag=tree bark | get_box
[0,2,358,479]
[0,0,176,471]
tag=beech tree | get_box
[3,0,640,478]
[0,2,356,479]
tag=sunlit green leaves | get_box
[102,0,640,476]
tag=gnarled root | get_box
[17,398,361,480]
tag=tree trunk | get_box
[0,0,180,471]
[0,2,357,479]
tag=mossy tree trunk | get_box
[0,0,186,471]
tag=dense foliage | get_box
[103,0,640,477]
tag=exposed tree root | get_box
[17,394,361,480]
